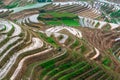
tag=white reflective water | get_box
[11,2,51,13]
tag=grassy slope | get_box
[38,11,80,27]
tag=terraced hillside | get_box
[0,0,120,80]
[1,0,37,8]
[41,2,101,19]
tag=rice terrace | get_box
[0,0,120,80]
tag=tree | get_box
[38,0,46,2]
[38,0,52,2]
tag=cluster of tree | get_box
[110,10,120,18]
[37,0,52,2]
[0,1,3,5]
[100,3,120,24]
[100,3,114,14]
[4,2,18,9]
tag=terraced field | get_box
[0,0,120,80]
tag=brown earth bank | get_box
[2,0,13,5]
[78,28,120,51]
[7,8,40,21]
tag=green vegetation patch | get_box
[4,2,18,9]
[109,10,120,24]
[71,39,79,48]
[39,32,58,47]
[47,21,62,26]
[48,12,77,18]
[110,10,120,18]
[80,44,86,53]
[38,11,80,27]
[62,19,80,26]
[102,57,111,66]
